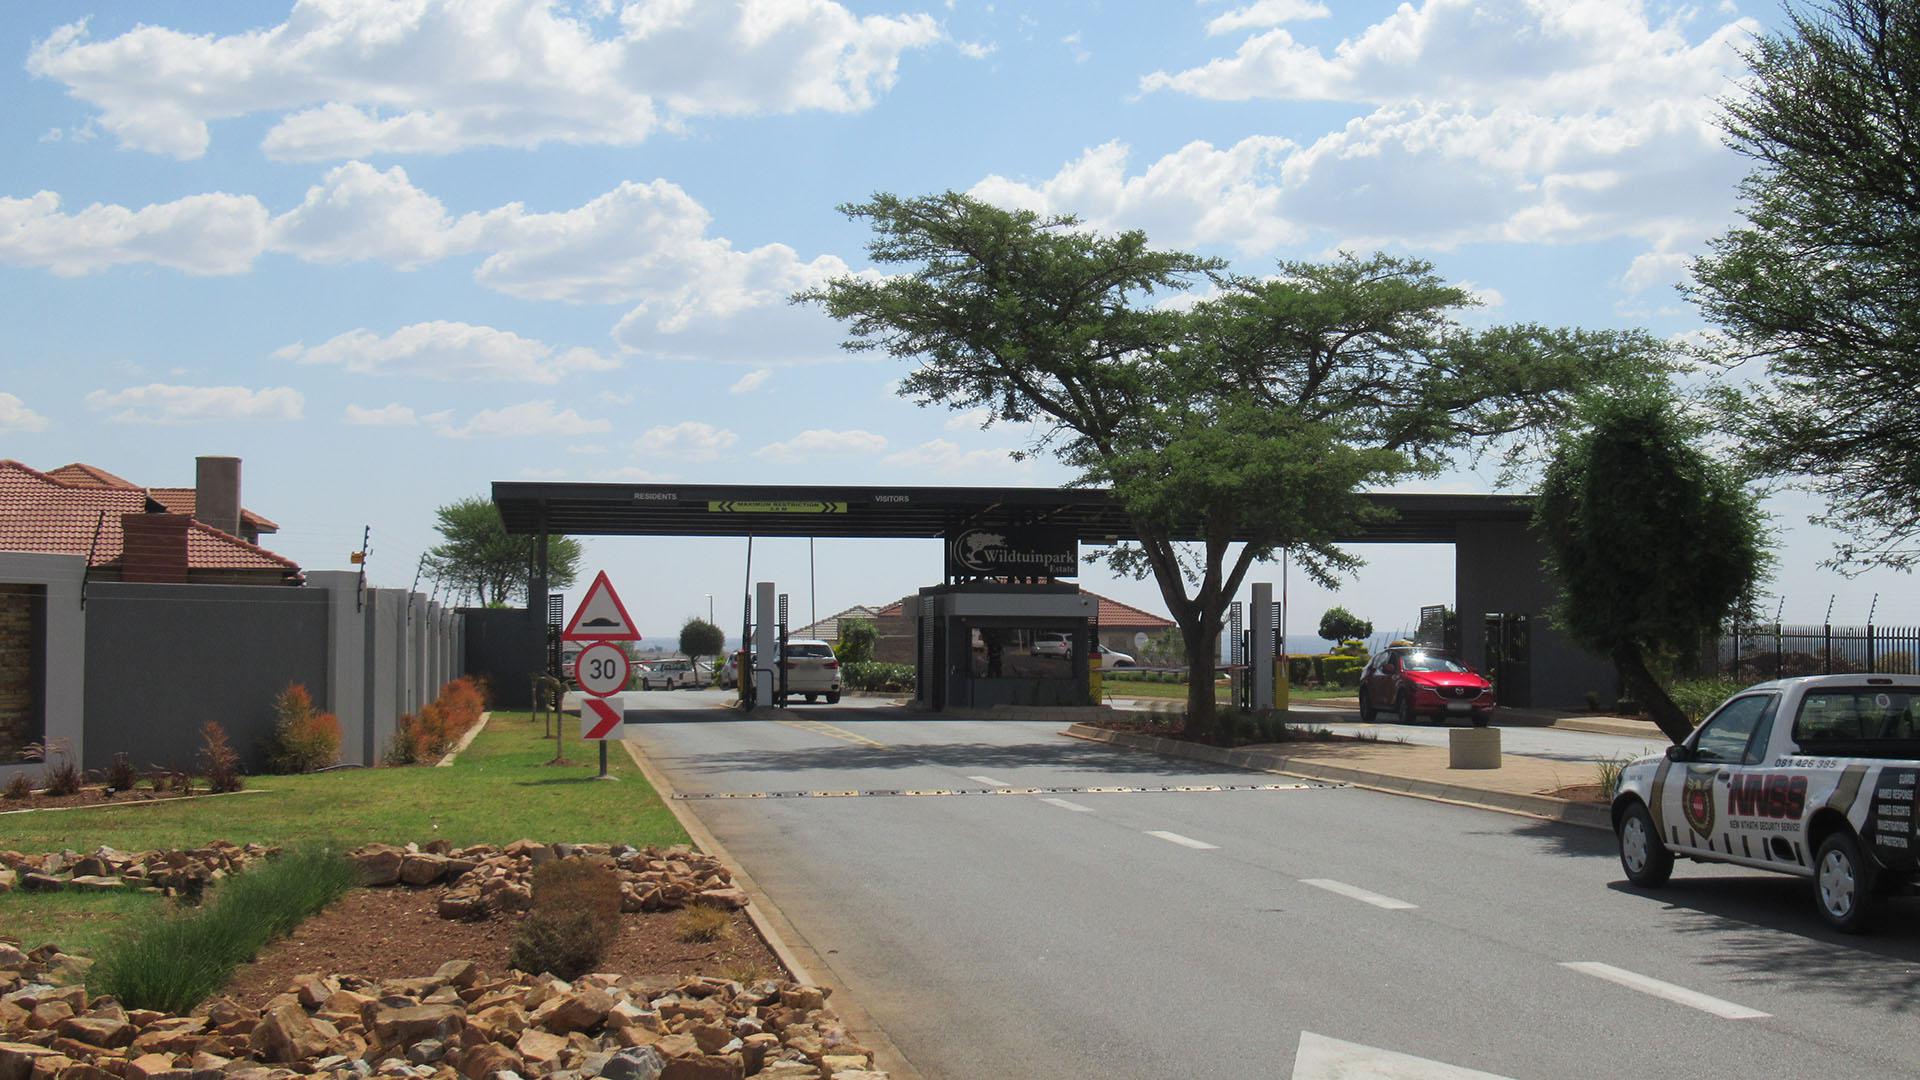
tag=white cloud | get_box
[943,408,993,431]
[1204,0,1330,36]
[268,162,501,268]
[29,0,942,161]
[0,190,268,276]
[729,368,772,394]
[597,390,636,405]
[432,400,610,439]
[756,428,888,462]
[1061,31,1090,63]
[882,438,1028,474]
[0,393,50,432]
[1143,0,1754,110]
[276,321,617,383]
[596,466,677,482]
[567,444,610,455]
[634,420,739,460]
[956,40,996,59]
[85,384,304,425]
[972,138,1302,254]
[342,403,420,426]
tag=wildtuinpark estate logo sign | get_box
[945,526,1079,578]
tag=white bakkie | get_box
[1613,674,1920,931]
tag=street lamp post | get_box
[705,593,713,625]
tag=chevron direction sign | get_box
[706,500,847,514]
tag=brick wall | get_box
[0,584,43,758]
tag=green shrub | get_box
[509,858,623,979]
[3,772,29,800]
[1595,754,1631,799]
[1287,656,1315,686]
[836,619,877,665]
[839,661,914,692]
[90,846,354,1013]
[1322,657,1365,688]
[1666,677,1749,724]
[23,739,79,796]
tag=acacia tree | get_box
[1689,0,1920,568]
[426,496,581,606]
[1534,389,1770,742]
[802,193,1669,734]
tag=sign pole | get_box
[598,740,609,780]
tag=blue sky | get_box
[3,0,1912,641]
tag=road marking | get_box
[1292,1032,1515,1079]
[673,781,1335,800]
[1147,830,1218,849]
[967,774,1010,786]
[773,718,888,749]
[1300,878,1417,910]
[1040,797,1095,812]
[1559,962,1770,1020]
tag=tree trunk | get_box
[1612,643,1692,743]
[1183,618,1219,740]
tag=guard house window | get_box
[970,627,1079,679]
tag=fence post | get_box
[1868,624,1876,673]
[1775,623,1783,679]
[1731,624,1741,679]
[1824,624,1833,675]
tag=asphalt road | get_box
[619,691,1920,1079]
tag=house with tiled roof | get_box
[0,456,298,585]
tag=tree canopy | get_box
[1534,388,1771,742]
[803,193,1672,734]
[679,618,725,661]
[836,618,877,665]
[425,496,580,607]
[1317,607,1373,644]
[1689,0,1920,569]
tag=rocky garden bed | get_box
[1,838,888,1079]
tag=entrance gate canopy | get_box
[490,482,1531,543]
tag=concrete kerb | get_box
[618,738,923,1080]
[1063,723,1613,832]
[434,711,492,767]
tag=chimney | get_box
[120,513,190,584]
[194,455,242,538]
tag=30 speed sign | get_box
[572,642,631,697]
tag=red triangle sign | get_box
[562,570,641,642]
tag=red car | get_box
[1358,647,1495,724]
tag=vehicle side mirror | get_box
[1665,745,1691,762]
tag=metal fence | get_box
[1719,624,1920,680]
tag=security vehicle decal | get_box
[1683,768,1718,837]
[1865,767,1920,871]
[1726,774,1809,830]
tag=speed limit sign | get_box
[573,642,631,698]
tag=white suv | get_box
[779,639,842,704]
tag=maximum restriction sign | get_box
[573,642,631,698]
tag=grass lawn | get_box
[1103,680,1355,702]
[0,713,688,949]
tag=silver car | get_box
[638,657,701,690]
[778,639,842,704]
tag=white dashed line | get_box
[1147,830,1218,850]
[967,775,1010,787]
[1040,797,1095,812]
[1559,962,1770,1020]
[1300,878,1417,910]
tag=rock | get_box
[437,890,487,922]
[777,988,826,1013]
[63,878,122,893]
[55,1017,132,1049]
[67,858,108,879]
[512,1031,566,1067]
[253,1004,335,1065]
[289,976,333,1011]
[827,1072,888,1080]
[0,1042,65,1080]
[432,962,478,991]
[0,870,16,893]
[820,1056,869,1075]
[748,1066,815,1080]
[122,1054,181,1080]
[684,1027,730,1057]
[692,889,745,911]
[0,945,24,968]
[530,990,610,1036]
[354,847,406,887]
[29,1002,74,1029]
[405,1042,446,1066]
[655,1056,740,1080]
[372,1006,465,1047]
[19,876,62,894]
[54,1063,117,1080]
[456,1043,522,1080]
[594,1048,662,1080]
[397,856,448,888]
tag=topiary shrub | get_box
[509,858,623,980]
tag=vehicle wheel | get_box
[826,692,841,704]
[640,681,651,691]
[1397,691,1416,725]
[1616,801,1673,888]
[1358,692,1376,723]
[805,694,818,703]
[1815,830,1878,933]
